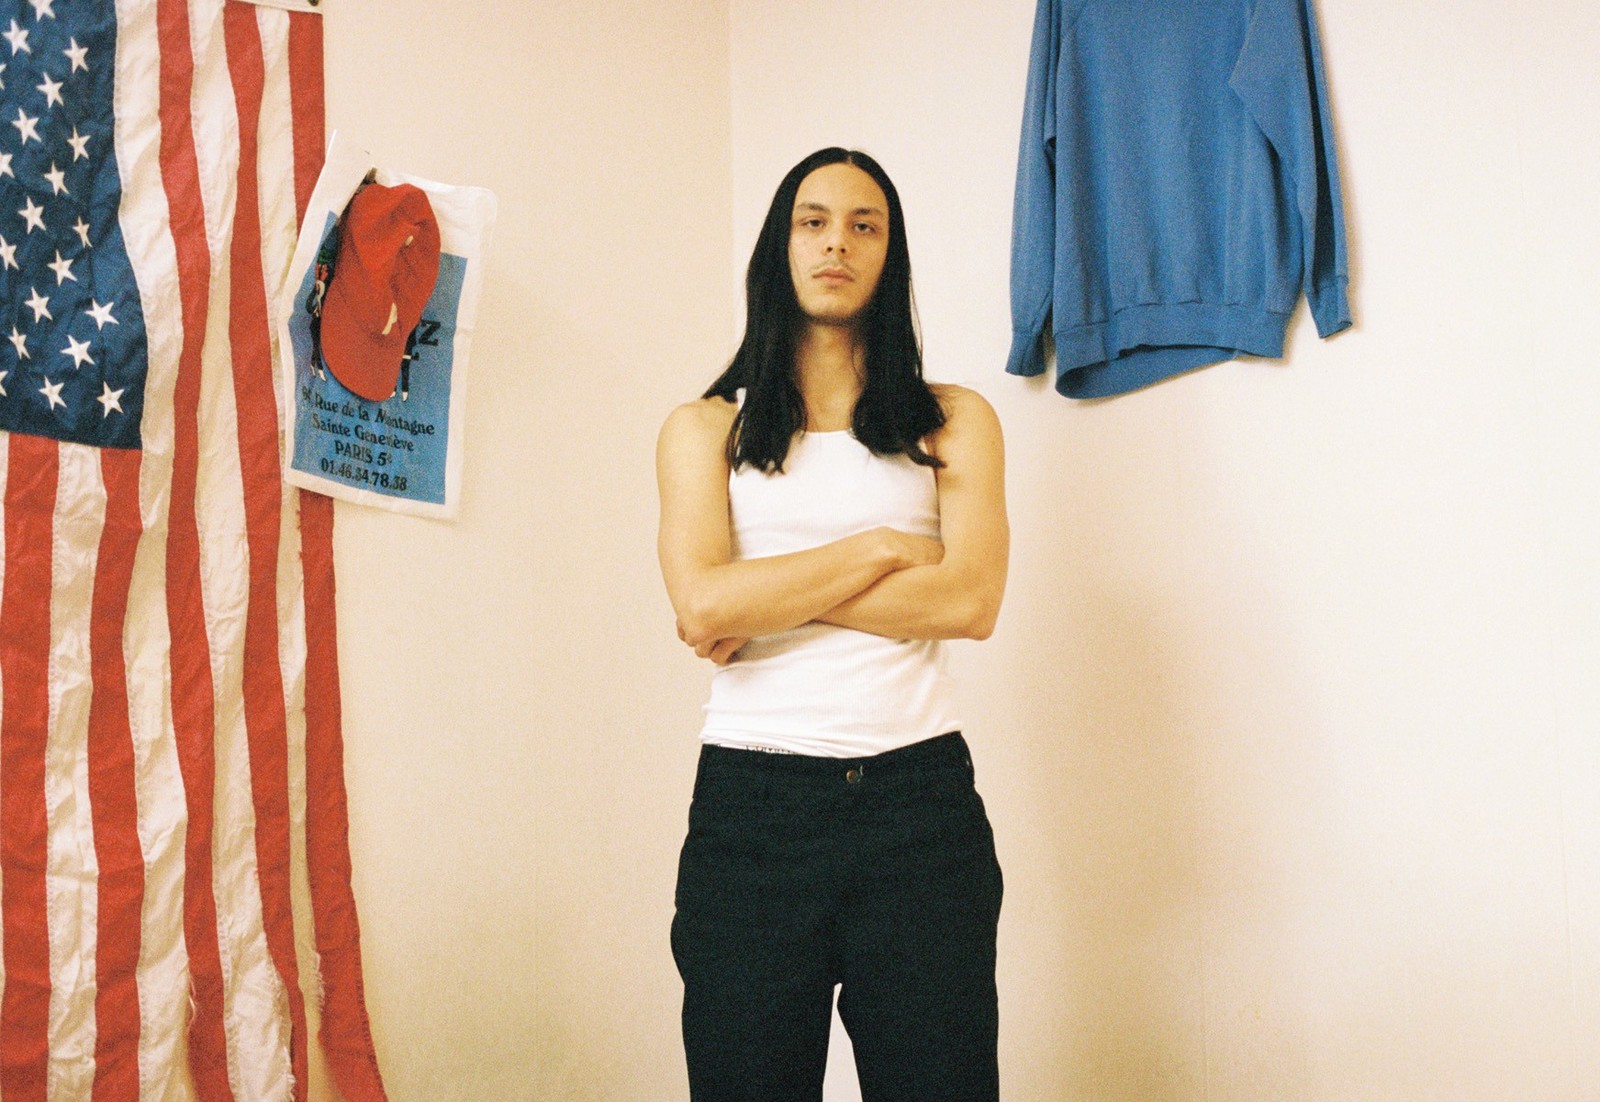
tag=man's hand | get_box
[697,636,749,665]
[678,617,748,665]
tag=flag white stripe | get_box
[45,442,105,1102]
[255,8,299,425]
[111,1,200,1097]
[279,490,321,1078]
[185,0,293,1096]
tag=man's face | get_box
[787,163,891,327]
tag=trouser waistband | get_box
[696,730,969,785]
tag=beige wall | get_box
[319,1,731,1098]
[323,1,1600,1099]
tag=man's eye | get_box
[855,223,877,234]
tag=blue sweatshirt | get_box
[1008,0,1352,398]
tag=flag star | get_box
[42,162,67,195]
[62,334,93,369]
[0,151,12,179]
[86,300,118,329]
[4,21,30,57]
[36,72,63,108]
[66,127,89,161]
[18,195,45,233]
[38,377,64,410]
[0,369,7,397]
[12,107,39,144]
[0,234,15,271]
[62,37,87,72]
[72,217,90,248]
[28,0,57,19]
[0,63,7,91]
[25,286,51,321]
[8,325,27,358]
[97,382,124,417]
[47,250,76,285]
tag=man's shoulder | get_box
[660,394,739,445]
[929,383,999,427]
[925,384,1003,466]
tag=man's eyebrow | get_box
[793,201,887,218]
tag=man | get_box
[656,147,1009,1101]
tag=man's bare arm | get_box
[816,386,1008,641]
[656,397,942,650]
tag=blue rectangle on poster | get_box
[287,213,466,506]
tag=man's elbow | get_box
[676,594,727,649]
[964,608,998,641]
[953,590,1002,641]
[937,560,1005,641]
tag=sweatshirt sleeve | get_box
[1228,0,1352,338]
[1006,0,1062,378]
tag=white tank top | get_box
[700,420,962,758]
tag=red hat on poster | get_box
[321,182,442,402]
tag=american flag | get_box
[0,2,386,1100]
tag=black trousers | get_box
[672,732,1003,1102]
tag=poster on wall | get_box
[277,132,497,518]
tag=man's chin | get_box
[800,307,864,328]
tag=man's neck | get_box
[794,322,863,432]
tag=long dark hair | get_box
[703,147,945,473]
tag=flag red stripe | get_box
[289,11,389,1098]
[301,495,392,1102]
[88,447,148,1102]
[300,488,390,1102]
[221,8,309,1098]
[155,0,236,1095]
[0,435,59,1102]
[287,11,324,225]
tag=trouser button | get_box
[845,767,863,784]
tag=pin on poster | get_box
[241,0,325,13]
